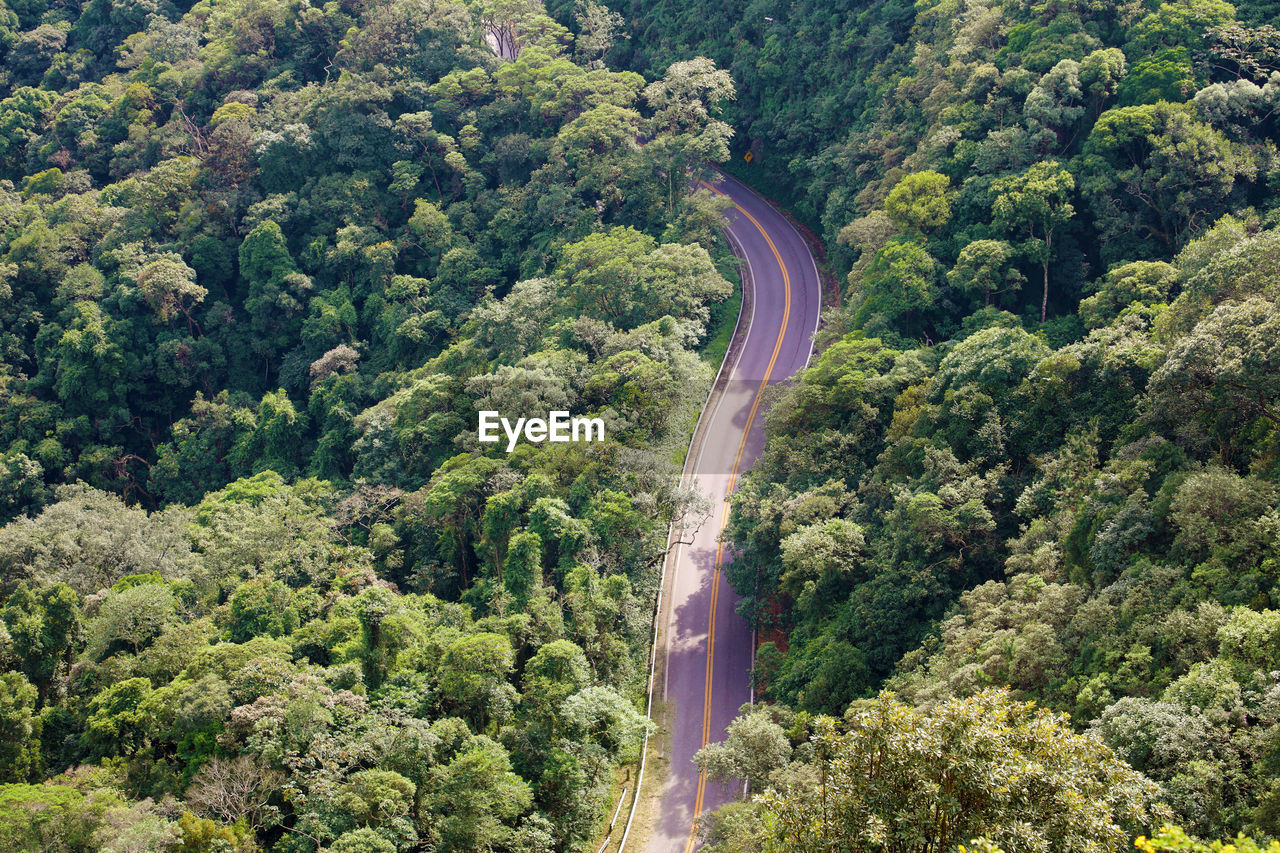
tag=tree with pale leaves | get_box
[752,689,1168,853]
[643,57,735,213]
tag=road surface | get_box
[642,173,822,852]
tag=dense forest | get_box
[5,0,1280,849]
[601,0,1280,849]
[0,0,746,849]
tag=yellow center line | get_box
[683,179,792,853]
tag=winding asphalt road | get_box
[641,173,822,852]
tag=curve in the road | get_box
[636,173,822,853]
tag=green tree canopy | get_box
[752,690,1166,853]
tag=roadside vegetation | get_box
[6,0,1280,848]
[617,0,1280,848]
[0,1,742,849]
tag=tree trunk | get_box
[1041,260,1049,323]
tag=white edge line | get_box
[616,177,756,853]
[721,173,824,365]
[708,173,825,808]
[663,214,758,701]
[617,171,823,853]
[716,172,826,687]
[805,226,822,362]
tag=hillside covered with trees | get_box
[603,0,1280,848]
[5,0,1280,850]
[0,0,745,849]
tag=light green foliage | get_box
[1093,652,1278,839]
[175,811,255,853]
[84,580,176,659]
[521,638,590,729]
[438,631,517,731]
[574,0,624,68]
[0,0,740,849]
[0,776,139,851]
[642,56,735,211]
[1164,217,1280,331]
[47,301,135,418]
[629,0,1280,846]
[1080,261,1177,328]
[190,472,356,590]
[466,365,573,426]
[751,690,1166,853]
[1147,298,1280,460]
[333,769,415,831]
[469,277,561,361]
[502,529,542,601]
[557,225,730,327]
[1195,73,1280,135]
[81,677,155,757]
[991,160,1075,322]
[1025,59,1086,137]
[98,810,180,853]
[883,171,952,236]
[839,210,899,289]
[328,828,396,853]
[1136,825,1280,853]
[424,736,533,852]
[2,582,80,695]
[853,239,939,334]
[1119,49,1197,106]
[560,685,651,765]
[0,484,194,595]
[1127,0,1236,54]
[0,672,40,782]
[694,708,791,792]
[933,325,1050,399]
[134,254,206,329]
[226,577,300,642]
[12,0,1280,846]
[890,574,1085,704]
[779,518,865,612]
[1080,48,1128,112]
[1217,607,1280,675]
[700,800,773,853]
[948,240,1024,308]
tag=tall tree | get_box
[643,57,735,213]
[991,161,1076,323]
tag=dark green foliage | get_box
[609,4,1280,840]
[8,0,1280,845]
[0,0,742,847]
[624,0,1272,338]
[724,194,1280,845]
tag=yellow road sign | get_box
[744,151,754,162]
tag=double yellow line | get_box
[683,180,792,853]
